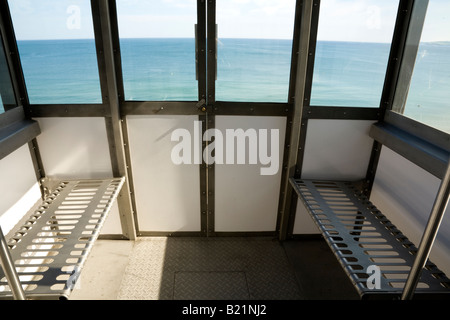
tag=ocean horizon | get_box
[13,38,450,134]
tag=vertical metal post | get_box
[364,0,417,198]
[278,0,318,240]
[92,0,136,240]
[0,227,25,300]
[205,0,216,236]
[401,160,450,300]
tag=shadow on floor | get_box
[116,236,359,300]
[282,237,359,300]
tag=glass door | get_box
[204,0,296,235]
[116,0,208,235]
[115,0,296,236]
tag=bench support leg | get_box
[0,227,25,300]
[402,161,450,300]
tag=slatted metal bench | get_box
[0,177,125,300]
[289,178,450,299]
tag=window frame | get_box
[369,0,450,181]
[0,1,41,162]
[392,0,450,135]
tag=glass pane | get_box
[310,0,398,107]
[116,0,198,101]
[216,0,296,102]
[401,0,450,134]
[0,34,16,113]
[8,0,102,104]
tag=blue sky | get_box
[7,0,450,42]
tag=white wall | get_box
[35,118,113,179]
[34,117,122,234]
[301,119,374,180]
[126,115,201,232]
[0,144,41,235]
[293,119,374,234]
[370,147,450,276]
[214,116,286,232]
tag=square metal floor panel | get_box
[174,271,249,300]
[117,237,302,300]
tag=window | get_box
[396,0,450,134]
[8,0,102,104]
[215,0,296,102]
[0,33,16,113]
[116,0,198,101]
[310,0,398,107]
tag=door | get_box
[118,0,296,236]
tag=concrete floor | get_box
[70,239,134,300]
[70,237,359,300]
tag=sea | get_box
[12,38,450,134]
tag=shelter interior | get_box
[0,0,449,301]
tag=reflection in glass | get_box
[401,0,450,134]
[310,0,398,107]
[8,0,102,104]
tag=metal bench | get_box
[289,177,450,299]
[0,177,124,300]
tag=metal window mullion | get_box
[91,0,136,240]
[364,0,424,197]
[275,0,302,236]
[391,0,429,115]
[278,0,319,240]
[0,1,45,187]
[0,1,28,111]
[197,0,207,103]
[203,0,216,236]
[107,0,140,236]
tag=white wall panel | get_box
[127,115,201,232]
[35,118,113,179]
[370,147,450,276]
[301,120,374,181]
[0,144,41,235]
[214,116,286,232]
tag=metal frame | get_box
[366,0,450,184]
[275,0,302,236]
[0,1,26,110]
[0,115,40,160]
[369,110,450,179]
[0,32,16,112]
[392,0,429,115]
[364,0,419,197]
[204,0,216,236]
[107,0,140,236]
[278,0,320,240]
[91,0,136,240]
